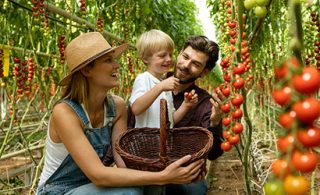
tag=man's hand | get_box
[210,89,224,127]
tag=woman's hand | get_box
[160,155,204,184]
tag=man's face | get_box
[174,46,209,84]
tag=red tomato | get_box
[279,111,295,129]
[232,77,245,89]
[292,67,320,94]
[233,63,246,75]
[274,57,300,79]
[297,127,320,148]
[223,72,232,82]
[223,130,231,139]
[221,86,231,97]
[277,134,295,153]
[292,150,318,173]
[222,117,231,126]
[232,108,243,119]
[231,94,244,106]
[228,134,240,145]
[186,92,193,100]
[221,102,231,113]
[284,175,309,195]
[232,122,243,134]
[292,98,320,123]
[271,159,291,179]
[272,86,292,106]
[241,47,249,55]
[221,142,232,151]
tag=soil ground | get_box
[206,148,246,195]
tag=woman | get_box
[37,32,203,195]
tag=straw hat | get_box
[59,32,128,86]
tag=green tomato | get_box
[264,180,284,195]
[254,6,267,18]
[256,0,269,6]
[244,0,256,10]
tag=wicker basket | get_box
[115,99,213,171]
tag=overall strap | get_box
[62,99,90,127]
[105,95,116,118]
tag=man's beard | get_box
[173,66,199,84]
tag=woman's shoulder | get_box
[110,95,126,109]
[52,101,79,119]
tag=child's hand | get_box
[160,76,180,91]
[183,89,198,108]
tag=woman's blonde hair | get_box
[136,29,175,60]
[60,61,95,109]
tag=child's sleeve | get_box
[128,74,148,106]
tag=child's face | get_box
[144,48,174,77]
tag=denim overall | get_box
[37,97,143,195]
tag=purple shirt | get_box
[172,83,223,160]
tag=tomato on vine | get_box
[223,130,231,139]
[292,67,320,94]
[292,98,320,123]
[221,142,232,151]
[277,134,295,153]
[232,122,243,134]
[228,134,240,145]
[232,77,245,89]
[278,111,295,129]
[272,86,292,106]
[232,108,243,119]
[221,102,231,113]
[271,159,291,179]
[222,117,231,126]
[283,175,309,195]
[292,150,318,173]
[264,179,284,195]
[231,94,244,106]
[297,126,320,148]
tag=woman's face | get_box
[85,53,121,89]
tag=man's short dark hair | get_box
[182,36,219,71]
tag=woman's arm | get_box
[51,101,203,187]
[111,95,128,168]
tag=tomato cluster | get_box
[217,0,252,153]
[59,35,66,64]
[244,0,269,18]
[265,56,320,195]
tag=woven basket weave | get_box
[115,99,213,171]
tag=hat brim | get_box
[59,43,128,86]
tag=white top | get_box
[38,103,107,185]
[129,71,174,128]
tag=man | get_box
[128,35,223,195]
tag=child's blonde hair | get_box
[136,29,175,60]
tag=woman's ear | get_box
[80,65,92,77]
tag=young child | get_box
[129,29,197,128]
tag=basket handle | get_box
[159,99,168,163]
